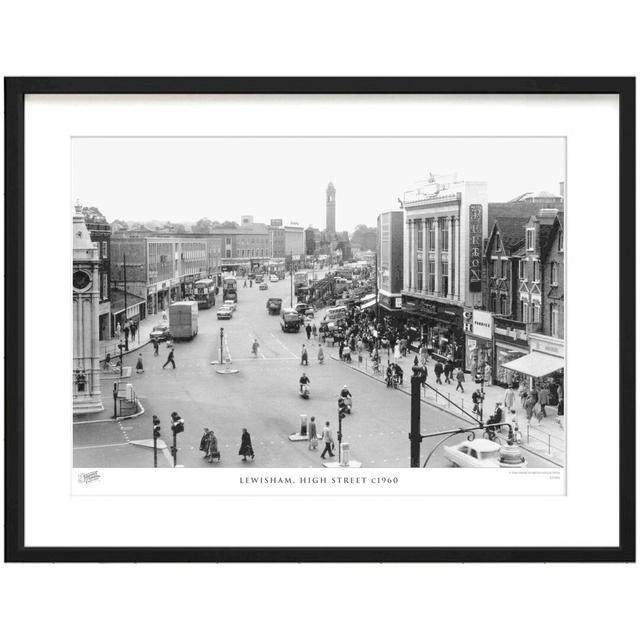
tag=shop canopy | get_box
[360,299,376,310]
[502,351,564,378]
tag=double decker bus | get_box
[194,278,216,310]
[222,275,238,302]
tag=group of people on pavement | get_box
[199,426,255,463]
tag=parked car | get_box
[216,305,233,320]
[443,439,527,468]
[269,274,279,283]
[223,299,237,311]
[149,324,172,342]
[255,274,264,283]
[259,282,269,290]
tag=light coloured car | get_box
[149,324,172,341]
[216,305,233,320]
[259,282,269,290]
[269,274,279,283]
[223,300,237,311]
[443,438,527,468]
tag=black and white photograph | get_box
[71,136,566,474]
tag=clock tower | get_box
[325,182,336,235]
[73,203,103,414]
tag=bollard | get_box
[340,442,351,467]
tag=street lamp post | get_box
[337,406,345,464]
[118,340,124,377]
[152,415,161,468]
[409,363,422,467]
[112,381,118,419]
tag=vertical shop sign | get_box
[469,204,483,291]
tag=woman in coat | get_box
[504,386,516,411]
[238,428,255,461]
[206,429,220,463]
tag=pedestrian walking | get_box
[308,416,319,450]
[444,360,453,384]
[162,348,176,369]
[103,352,111,371]
[153,339,159,356]
[518,381,528,407]
[393,343,401,364]
[115,321,122,339]
[238,428,255,461]
[484,363,492,385]
[312,323,318,338]
[338,340,344,360]
[472,389,484,415]
[162,310,168,322]
[320,421,335,459]
[130,322,137,342]
[419,343,429,365]
[538,384,549,418]
[434,361,444,384]
[524,392,536,421]
[306,324,312,340]
[251,338,260,358]
[136,353,144,374]
[455,367,465,393]
[504,386,516,411]
[200,427,221,463]
[243,279,247,287]
[300,344,309,366]
[343,343,352,363]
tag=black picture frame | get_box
[4,77,635,563]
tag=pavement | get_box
[332,350,566,466]
[74,271,559,469]
[98,312,162,361]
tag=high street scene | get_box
[72,138,565,470]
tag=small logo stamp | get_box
[77,470,101,484]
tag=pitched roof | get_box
[489,216,528,253]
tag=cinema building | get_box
[401,177,488,364]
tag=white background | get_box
[27,95,595,547]
[1,1,638,639]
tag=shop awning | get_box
[502,351,564,377]
[360,299,376,310]
[110,289,146,315]
[359,293,376,303]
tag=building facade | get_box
[377,210,404,314]
[110,234,222,321]
[401,177,488,363]
[284,224,305,257]
[268,224,286,258]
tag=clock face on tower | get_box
[73,269,92,292]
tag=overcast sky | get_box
[72,137,565,230]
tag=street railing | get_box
[334,350,565,463]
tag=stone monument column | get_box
[73,204,103,414]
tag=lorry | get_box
[169,301,199,340]
[222,275,238,302]
[266,297,283,315]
